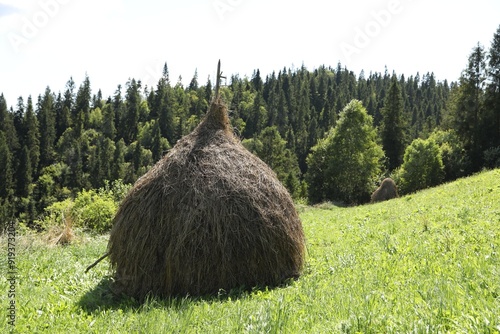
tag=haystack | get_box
[371,178,399,203]
[107,78,305,299]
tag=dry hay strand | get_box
[107,97,305,299]
[371,178,399,203]
[45,211,75,246]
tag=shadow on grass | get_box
[78,276,297,314]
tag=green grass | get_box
[2,169,500,333]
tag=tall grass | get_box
[1,169,500,333]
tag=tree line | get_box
[1,25,499,229]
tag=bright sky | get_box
[0,0,499,108]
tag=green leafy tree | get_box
[33,162,71,214]
[396,138,444,194]
[380,75,407,170]
[306,99,384,204]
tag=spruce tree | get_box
[102,102,116,140]
[122,79,141,144]
[17,144,32,198]
[0,131,14,199]
[155,73,175,143]
[55,93,70,140]
[24,97,40,177]
[112,138,126,181]
[380,75,407,170]
[151,121,163,162]
[0,94,19,154]
[38,87,57,167]
[75,75,92,129]
[452,44,487,170]
[486,25,500,148]
[0,131,14,226]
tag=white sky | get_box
[0,0,499,108]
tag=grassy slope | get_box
[1,169,500,333]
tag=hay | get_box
[45,211,75,246]
[107,97,305,299]
[371,178,399,203]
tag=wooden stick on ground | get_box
[85,252,109,273]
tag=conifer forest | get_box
[1,25,499,230]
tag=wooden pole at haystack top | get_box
[214,59,226,101]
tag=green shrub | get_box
[38,180,131,233]
[72,189,116,233]
[398,138,444,194]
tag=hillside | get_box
[1,169,499,332]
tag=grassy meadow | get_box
[1,169,500,333]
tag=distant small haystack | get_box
[107,89,305,299]
[371,178,399,203]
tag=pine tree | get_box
[74,75,91,130]
[0,131,14,225]
[102,102,116,140]
[380,75,407,170]
[132,141,143,178]
[251,69,263,92]
[0,131,14,199]
[188,69,199,91]
[205,76,213,103]
[122,79,141,144]
[155,73,175,143]
[151,120,163,161]
[17,144,32,198]
[276,81,288,135]
[24,97,40,177]
[0,94,19,154]
[55,93,70,140]
[64,77,75,123]
[98,136,115,186]
[452,43,487,170]
[485,25,500,148]
[112,138,126,181]
[38,87,57,167]
[13,97,25,140]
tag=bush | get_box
[38,180,131,233]
[398,138,444,194]
[72,189,116,233]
